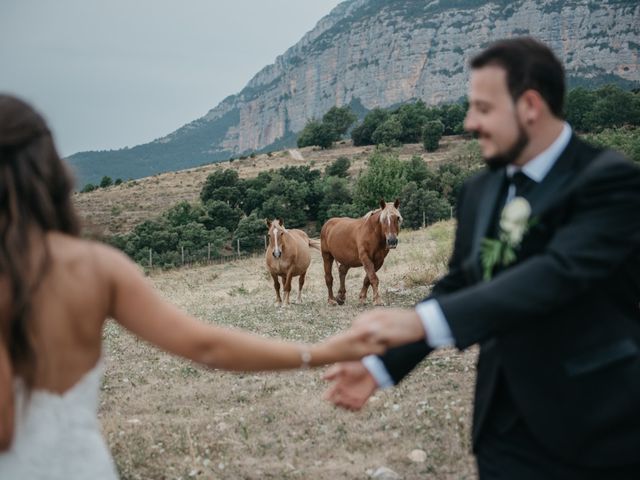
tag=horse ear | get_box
[394,198,400,208]
[278,218,284,227]
[379,198,386,210]
[265,218,271,227]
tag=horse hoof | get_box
[373,300,385,306]
[327,299,338,306]
[336,297,345,305]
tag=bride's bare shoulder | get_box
[46,232,137,274]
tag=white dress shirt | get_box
[365,123,573,388]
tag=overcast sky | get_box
[0,0,343,157]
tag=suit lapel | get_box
[527,134,580,217]
[466,169,505,282]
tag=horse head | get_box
[379,198,402,249]
[266,218,286,258]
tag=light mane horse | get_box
[265,219,320,306]
[320,199,402,306]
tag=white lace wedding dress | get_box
[0,358,119,479]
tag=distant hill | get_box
[67,0,640,186]
[73,137,468,237]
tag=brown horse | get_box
[320,199,402,306]
[265,219,320,306]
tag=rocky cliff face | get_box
[68,0,639,185]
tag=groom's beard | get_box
[484,120,529,171]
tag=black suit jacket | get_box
[379,135,640,467]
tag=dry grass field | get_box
[99,221,478,480]
[73,137,469,237]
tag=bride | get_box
[0,95,384,479]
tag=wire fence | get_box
[144,237,269,270]
[141,209,455,271]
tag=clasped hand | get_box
[323,307,426,411]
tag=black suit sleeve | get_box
[441,153,640,349]
[378,341,434,384]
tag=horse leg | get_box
[271,273,282,306]
[359,275,371,305]
[337,263,349,305]
[322,252,338,306]
[360,256,383,306]
[283,271,294,306]
[296,271,306,303]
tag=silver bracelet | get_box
[299,347,312,369]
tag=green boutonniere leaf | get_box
[480,196,536,281]
[480,238,501,281]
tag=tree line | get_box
[296,84,640,154]
[107,147,481,269]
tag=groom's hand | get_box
[353,308,426,348]
[323,361,378,411]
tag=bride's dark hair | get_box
[0,94,81,389]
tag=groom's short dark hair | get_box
[470,37,565,118]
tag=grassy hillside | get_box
[99,221,478,479]
[73,136,468,238]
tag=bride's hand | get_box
[352,307,426,348]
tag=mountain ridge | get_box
[67,0,640,186]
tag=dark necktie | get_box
[509,171,535,198]
[489,171,535,238]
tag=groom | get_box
[325,37,640,478]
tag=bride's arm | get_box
[0,338,14,451]
[100,245,383,370]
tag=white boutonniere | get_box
[480,197,536,280]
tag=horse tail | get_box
[308,238,321,251]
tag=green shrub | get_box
[325,156,351,177]
[322,106,357,139]
[297,120,336,149]
[354,150,406,212]
[372,116,403,146]
[351,108,390,146]
[583,126,640,163]
[232,213,267,253]
[423,120,445,152]
[99,176,113,188]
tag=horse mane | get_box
[362,209,379,221]
[271,219,288,233]
[363,204,403,224]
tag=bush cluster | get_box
[81,175,123,192]
[351,100,466,149]
[297,106,357,149]
[108,151,480,268]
